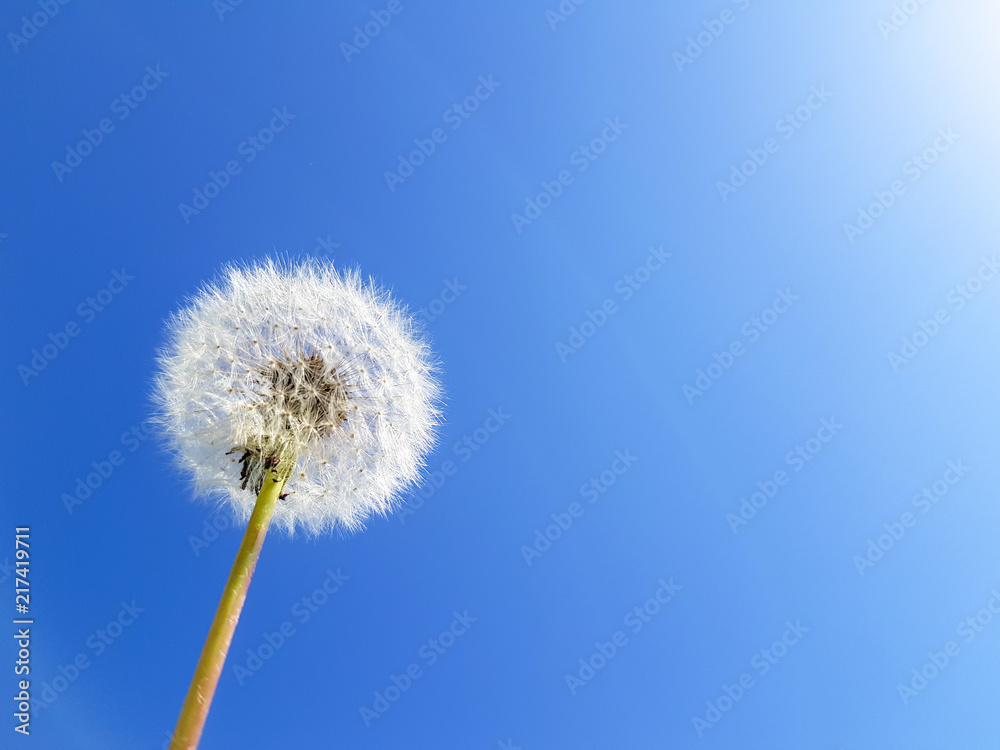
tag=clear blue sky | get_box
[3,1,1000,748]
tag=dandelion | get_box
[155,258,441,749]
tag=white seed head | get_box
[153,258,442,535]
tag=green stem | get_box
[170,469,289,749]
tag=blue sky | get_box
[3,1,1000,748]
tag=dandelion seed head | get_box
[153,258,442,535]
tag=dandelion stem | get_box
[170,466,290,749]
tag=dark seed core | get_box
[266,352,351,437]
[229,352,352,493]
